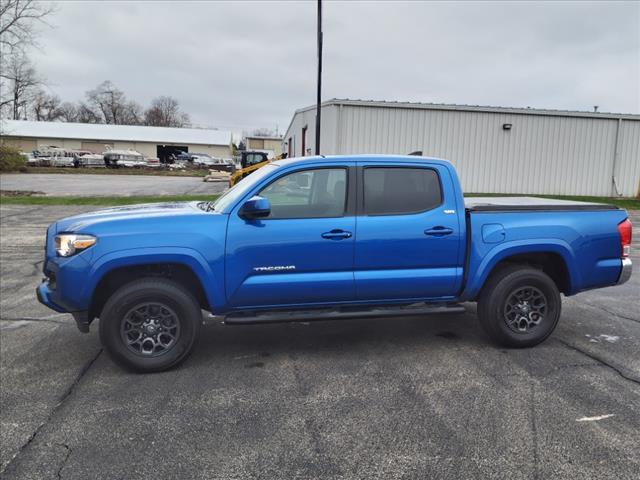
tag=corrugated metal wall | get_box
[616,120,640,197]
[285,105,338,158]
[285,103,639,197]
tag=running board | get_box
[224,303,466,325]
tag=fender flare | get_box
[463,239,580,300]
[83,247,222,311]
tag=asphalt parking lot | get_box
[0,173,226,197]
[1,205,639,479]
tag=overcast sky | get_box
[31,0,639,134]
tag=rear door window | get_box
[363,167,442,215]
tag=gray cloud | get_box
[31,0,639,133]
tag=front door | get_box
[354,164,463,301]
[225,165,356,308]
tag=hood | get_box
[54,202,211,233]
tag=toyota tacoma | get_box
[37,155,633,371]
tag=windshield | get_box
[212,164,278,213]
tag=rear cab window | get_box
[363,167,442,215]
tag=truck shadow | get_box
[187,305,486,368]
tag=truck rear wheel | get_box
[477,266,561,348]
[99,278,201,372]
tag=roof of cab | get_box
[272,154,454,169]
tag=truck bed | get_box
[465,196,619,212]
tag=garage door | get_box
[2,138,37,152]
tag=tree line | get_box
[29,78,191,128]
[1,1,190,128]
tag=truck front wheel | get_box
[99,278,201,372]
[477,266,561,348]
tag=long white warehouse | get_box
[284,99,640,197]
[1,120,233,163]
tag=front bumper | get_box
[36,281,66,313]
[36,281,90,333]
[616,258,632,285]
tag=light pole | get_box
[315,0,323,155]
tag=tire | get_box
[99,278,202,372]
[477,265,561,348]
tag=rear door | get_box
[225,163,356,308]
[354,162,463,300]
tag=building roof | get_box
[0,119,232,146]
[244,135,283,141]
[292,98,640,121]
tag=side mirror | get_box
[239,195,271,219]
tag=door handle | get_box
[424,226,454,236]
[321,229,352,240]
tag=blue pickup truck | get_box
[37,155,633,372]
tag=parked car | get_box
[74,153,105,168]
[174,151,193,162]
[191,154,235,172]
[104,150,145,168]
[50,156,75,167]
[32,146,76,167]
[146,157,162,168]
[33,146,65,158]
[37,155,632,372]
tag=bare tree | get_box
[0,1,55,118]
[251,127,277,137]
[32,89,61,121]
[122,100,143,125]
[75,102,101,124]
[57,101,78,122]
[58,100,101,124]
[85,80,143,125]
[0,0,56,51]
[144,96,190,127]
[85,81,126,124]
[1,52,41,119]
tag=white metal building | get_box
[243,135,284,158]
[284,99,640,197]
[0,120,233,161]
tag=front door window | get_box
[259,168,347,219]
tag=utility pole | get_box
[315,0,323,155]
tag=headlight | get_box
[54,234,96,257]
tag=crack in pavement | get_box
[529,381,540,480]
[581,302,640,325]
[485,362,602,381]
[0,207,44,220]
[288,354,343,478]
[566,297,640,325]
[56,443,72,480]
[557,339,640,385]
[0,316,70,325]
[0,348,103,476]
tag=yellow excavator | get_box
[228,151,287,187]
